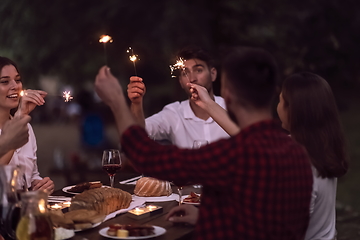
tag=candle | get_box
[62,201,71,207]
[133,208,145,215]
[146,205,157,211]
[50,204,62,210]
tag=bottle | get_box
[0,165,21,240]
[15,191,54,240]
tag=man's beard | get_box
[227,108,239,125]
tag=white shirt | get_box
[305,166,337,240]
[1,124,42,189]
[145,96,230,148]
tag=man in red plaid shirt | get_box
[94,47,313,240]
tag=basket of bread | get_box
[50,187,132,231]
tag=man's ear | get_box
[210,67,217,82]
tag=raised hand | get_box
[95,66,124,108]
[1,115,31,151]
[187,83,213,110]
[127,76,146,104]
[166,204,199,225]
[15,89,47,116]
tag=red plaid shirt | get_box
[121,119,313,240]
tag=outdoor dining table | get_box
[52,176,196,240]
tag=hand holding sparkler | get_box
[95,66,124,107]
[127,76,146,104]
[187,83,213,110]
[15,89,47,117]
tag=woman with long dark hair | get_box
[0,56,54,193]
[277,72,347,239]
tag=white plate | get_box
[62,185,109,194]
[177,195,201,206]
[132,193,178,202]
[54,227,75,240]
[99,226,166,239]
[73,198,146,232]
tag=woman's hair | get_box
[0,56,19,73]
[281,72,348,178]
[0,57,21,115]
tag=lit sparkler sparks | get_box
[99,35,113,65]
[99,35,113,44]
[127,47,139,75]
[62,91,73,102]
[169,57,186,78]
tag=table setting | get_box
[1,149,197,240]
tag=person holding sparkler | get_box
[94,46,313,240]
[127,46,229,148]
[179,72,347,240]
[0,115,31,158]
[0,56,54,193]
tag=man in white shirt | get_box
[127,46,229,148]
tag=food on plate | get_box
[49,209,106,230]
[134,177,172,197]
[117,229,129,238]
[183,192,201,203]
[69,187,132,215]
[68,181,103,193]
[107,224,155,237]
[49,211,75,229]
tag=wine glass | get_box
[101,149,122,188]
[192,140,208,189]
[176,185,184,206]
[192,140,209,149]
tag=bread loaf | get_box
[134,177,172,197]
[69,187,132,215]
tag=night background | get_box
[1,0,360,235]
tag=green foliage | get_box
[1,0,359,101]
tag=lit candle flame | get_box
[63,91,73,102]
[170,58,186,78]
[20,90,25,96]
[50,204,62,210]
[62,201,71,207]
[99,35,113,43]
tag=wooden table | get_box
[52,176,197,240]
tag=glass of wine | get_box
[101,149,122,188]
[192,140,209,149]
[192,140,208,189]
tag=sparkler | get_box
[62,91,73,102]
[169,57,188,79]
[20,90,73,103]
[126,47,139,75]
[99,35,113,65]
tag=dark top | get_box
[121,119,313,240]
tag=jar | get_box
[15,191,54,240]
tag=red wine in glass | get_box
[101,149,122,188]
[102,164,122,176]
